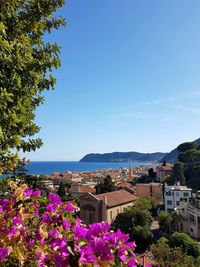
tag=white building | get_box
[164,183,192,212]
[179,191,200,239]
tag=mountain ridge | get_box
[161,137,200,162]
[79,151,167,162]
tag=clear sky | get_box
[22,0,200,161]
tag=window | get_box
[176,192,179,196]
[189,214,195,222]
[117,209,119,214]
[167,200,172,205]
[183,192,189,197]
[176,201,180,206]
[110,211,113,220]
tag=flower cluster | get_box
[0,182,138,266]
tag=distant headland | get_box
[79,151,167,162]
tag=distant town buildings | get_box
[164,182,192,212]
[80,190,138,224]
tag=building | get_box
[136,183,163,204]
[179,192,200,239]
[164,183,192,212]
[80,190,138,224]
[69,184,96,198]
[156,164,173,182]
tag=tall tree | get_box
[172,162,185,185]
[0,0,65,174]
[95,175,116,194]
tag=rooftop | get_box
[95,189,138,208]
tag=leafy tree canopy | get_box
[177,142,197,153]
[0,0,65,174]
[95,175,116,194]
[172,162,185,185]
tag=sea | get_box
[24,161,152,175]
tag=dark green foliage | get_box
[174,141,200,190]
[169,232,200,259]
[177,142,198,153]
[23,174,50,193]
[57,180,72,201]
[111,212,133,234]
[134,197,157,216]
[151,240,197,267]
[148,168,156,179]
[158,211,172,233]
[95,175,116,194]
[158,211,182,234]
[131,225,154,252]
[172,162,185,185]
[0,177,10,197]
[0,0,65,173]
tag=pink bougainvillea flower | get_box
[0,246,10,261]
[79,245,96,263]
[48,193,62,205]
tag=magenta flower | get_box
[73,222,88,239]
[48,193,62,205]
[62,202,77,213]
[127,257,137,267]
[87,222,111,238]
[0,184,137,266]
[32,190,42,197]
[91,237,114,261]
[12,215,22,226]
[62,219,71,231]
[24,188,33,197]
[0,246,10,261]
[79,245,96,263]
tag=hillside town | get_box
[9,159,197,266]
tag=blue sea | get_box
[25,161,151,175]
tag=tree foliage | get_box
[130,225,154,253]
[169,232,200,259]
[112,198,154,235]
[177,142,197,153]
[158,211,182,234]
[0,0,65,173]
[172,162,185,185]
[95,175,116,194]
[151,239,198,267]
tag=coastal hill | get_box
[79,151,167,162]
[161,137,200,163]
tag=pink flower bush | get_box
[0,181,137,266]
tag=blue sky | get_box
[22,0,200,161]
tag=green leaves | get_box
[0,0,66,173]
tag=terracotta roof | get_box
[95,190,138,207]
[79,185,96,193]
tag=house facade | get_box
[164,183,192,212]
[156,164,173,182]
[136,183,163,204]
[80,190,138,224]
[179,192,200,239]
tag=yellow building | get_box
[80,189,138,224]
